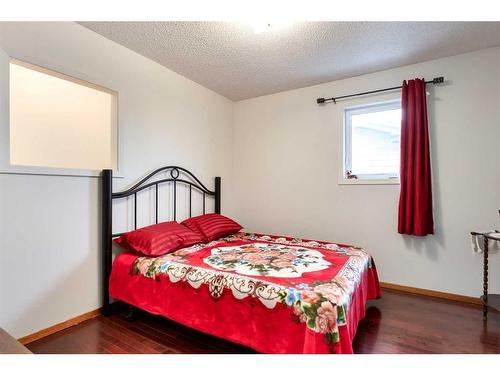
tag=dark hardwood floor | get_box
[26,289,500,354]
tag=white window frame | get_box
[341,99,401,185]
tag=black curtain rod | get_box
[316,76,444,104]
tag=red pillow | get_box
[114,221,204,256]
[181,213,243,242]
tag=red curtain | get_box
[398,79,434,236]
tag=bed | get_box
[102,166,381,354]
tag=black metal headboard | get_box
[101,166,221,314]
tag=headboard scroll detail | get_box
[101,166,221,315]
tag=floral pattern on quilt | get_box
[131,232,373,346]
[203,243,331,277]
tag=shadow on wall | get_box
[10,254,99,340]
[7,180,101,340]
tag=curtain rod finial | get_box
[316,97,326,104]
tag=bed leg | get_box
[124,304,138,321]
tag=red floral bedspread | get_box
[109,232,381,353]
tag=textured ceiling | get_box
[80,22,500,101]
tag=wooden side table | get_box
[471,231,500,320]
[0,327,31,354]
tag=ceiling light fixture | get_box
[252,20,294,34]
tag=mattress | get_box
[109,232,381,354]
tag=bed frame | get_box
[101,166,221,315]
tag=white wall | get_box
[230,47,500,298]
[0,22,233,338]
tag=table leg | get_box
[483,236,488,321]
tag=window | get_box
[343,100,401,182]
[9,59,118,172]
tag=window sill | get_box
[0,166,124,178]
[338,178,400,185]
